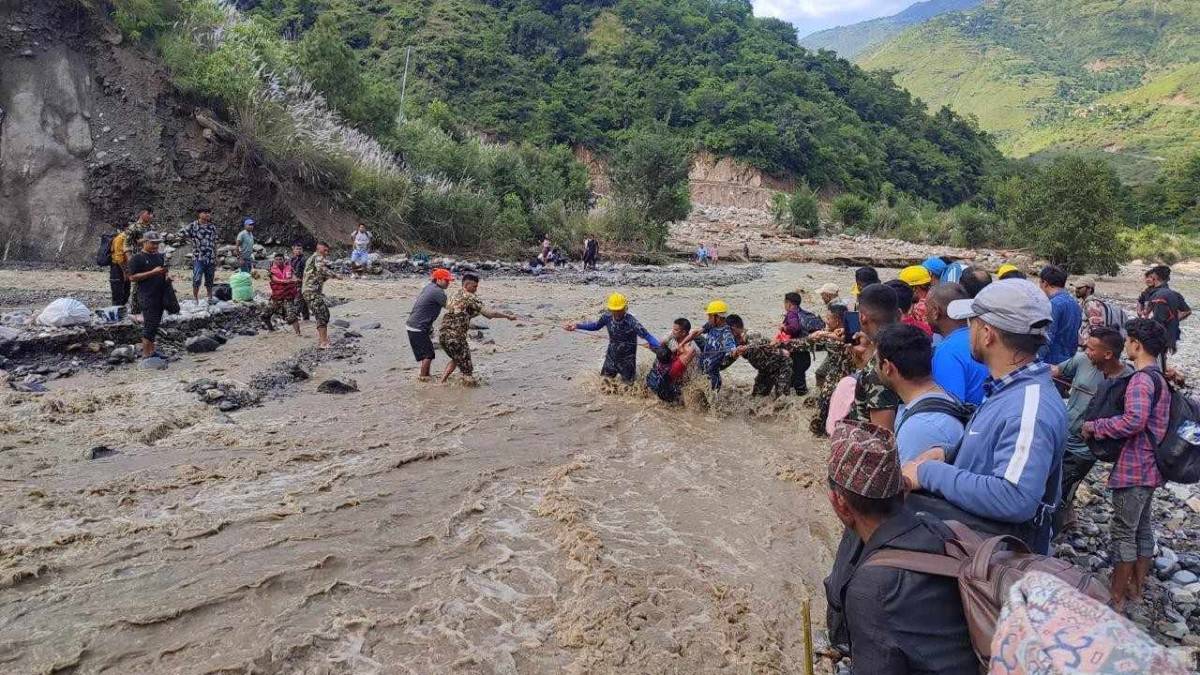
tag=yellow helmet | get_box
[898,265,933,287]
[606,292,628,312]
[997,263,1019,277]
[705,299,729,315]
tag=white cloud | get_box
[753,0,913,35]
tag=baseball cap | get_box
[142,231,163,242]
[828,420,902,499]
[947,278,1053,336]
[1072,276,1096,289]
[431,268,454,282]
[243,217,256,226]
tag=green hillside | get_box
[861,0,1200,182]
[800,0,983,60]
[233,0,1002,207]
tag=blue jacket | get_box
[917,363,1066,553]
[576,312,660,349]
[931,326,989,405]
[1040,290,1082,365]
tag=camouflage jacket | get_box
[439,289,484,343]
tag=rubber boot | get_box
[1131,556,1153,601]
[1109,561,1135,612]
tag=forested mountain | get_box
[799,0,982,60]
[236,0,1002,207]
[860,0,1200,182]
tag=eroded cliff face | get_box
[0,0,299,263]
[0,43,93,261]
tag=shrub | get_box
[950,205,1000,248]
[787,185,820,236]
[831,194,869,227]
[609,127,692,249]
[1119,225,1200,266]
[770,192,789,224]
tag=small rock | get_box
[217,400,240,412]
[86,445,118,460]
[343,330,362,338]
[1168,587,1197,605]
[1187,497,1200,514]
[139,357,168,370]
[355,321,382,330]
[331,319,351,328]
[185,336,221,353]
[203,388,225,402]
[289,363,310,380]
[1172,569,1198,585]
[317,377,358,394]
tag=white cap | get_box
[948,279,1052,336]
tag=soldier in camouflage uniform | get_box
[438,273,517,383]
[123,208,154,315]
[727,316,793,397]
[302,242,340,348]
[845,283,902,427]
[804,333,856,435]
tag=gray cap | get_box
[947,279,1052,336]
[142,231,163,242]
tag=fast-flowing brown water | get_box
[23,257,1195,674]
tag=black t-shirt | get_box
[129,252,167,305]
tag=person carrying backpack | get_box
[100,222,129,306]
[1138,265,1191,366]
[1073,276,1128,346]
[875,324,968,463]
[822,420,977,674]
[780,291,822,395]
[1081,318,1171,611]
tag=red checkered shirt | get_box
[1089,367,1169,488]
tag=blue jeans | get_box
[239,257,253,273]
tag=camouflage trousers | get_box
[263,297,300,325]
[439,335,473,375]
[752,363,792,397]
[128,280,140,314]
[303,291,329,327]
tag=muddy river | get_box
[0,263,872,674]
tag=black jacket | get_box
[823,506,976,674]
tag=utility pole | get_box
[398,46,413,123]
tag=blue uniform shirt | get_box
[1040,289,1082,365]
[932,326,989,405]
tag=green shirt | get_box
[1058,353,1132,458]
[301,254,332,295]
[236,229,255,259]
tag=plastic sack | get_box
[37,298,92,327]
[229,272,254,302]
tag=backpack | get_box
[1082,373,1142,461]
[796,307,825,333]
[96,232,116,266]
[866,521,1109,669]
[896,396,975,434]
[1153,384,1200,484]
[1095,298,1128,336]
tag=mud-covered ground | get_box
[0,260,1198,673]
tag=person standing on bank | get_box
[407,268,453,381]
[302,241,340,349]
[1082,319,1172,610]
[123,207,155,318]
[289,243,310,321]
[1038,265,1083,367]
[181,206,219,304]
[236,218,256,273]
[126,231,170,361]
[107,222,130,307]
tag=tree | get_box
[1005,156,1129,275]
[788,184,820,236]
[608,128,692,249]
[831,194,868,227]
[296,15,361,111]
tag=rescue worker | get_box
[439,273,517,383]
[564,292,660,382]
[728,315,793,397]
[681,300,738,390]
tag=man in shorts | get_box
[407,268,452,381]
[126,231,170,361]
[181,206,219,304]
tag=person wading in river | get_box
[302,241,340,349]
[438,273,517,384]
[407,268,453,381]
[564,292,660,383]
[262,252,302,335]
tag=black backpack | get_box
[1154,384,1200,484]
[1082,371,1163,462]
[96,232,116,266]
[896,396,975,434]
[796,307,825,333]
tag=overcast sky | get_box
[753,0,914,37]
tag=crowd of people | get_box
[398,252,1195,672]
[98,208,369,362]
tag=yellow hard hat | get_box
[898,265,933,287]
[705,299,729,315]
[606,292,628,312]
[997,263,1019,277]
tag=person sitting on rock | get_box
[564,292,660,383]
[262,252,302,335]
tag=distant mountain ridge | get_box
[860,0,1200,182]
[799,0,983,59]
